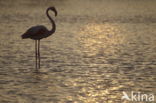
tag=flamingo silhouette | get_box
[21,7,57,70]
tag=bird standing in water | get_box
[21,7,57,70]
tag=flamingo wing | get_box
[22,25,48,39]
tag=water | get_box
[0,0,156,103]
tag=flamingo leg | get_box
[38,40,40,69]
[35,40,38,70]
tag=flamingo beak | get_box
[53,8,57,16]
[50,7,57,16]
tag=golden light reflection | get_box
[64,76,124,103]
[79,23,124,56]
[77,85,124,103]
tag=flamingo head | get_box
[48,7,57,16]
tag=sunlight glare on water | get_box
[79,23,124,57]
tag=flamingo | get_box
[21,7,57,70]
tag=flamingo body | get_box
[22,25,49,40]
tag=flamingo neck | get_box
[46,8,56,35]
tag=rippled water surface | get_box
[0,0,156,103]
